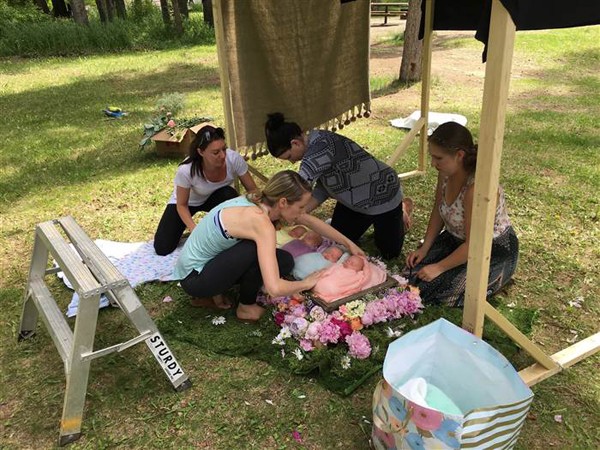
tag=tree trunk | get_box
[33,0,50,14]
[160,0,171,24]
[96,0,108,22]
[171,0,184,35]
[178,0,188,19]
[115,0,127,19]
[105,0,115,21]
[399,0,423,83]
[70,0,89,25]
[202,0,213,27]
[51,0,70,18]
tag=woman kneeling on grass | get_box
[153,124,257,256]
[404,122,519,307]
[173,170,364,322]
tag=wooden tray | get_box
[303,275,399,312]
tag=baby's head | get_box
[301,230,323,249]
[322,246,343,263]
[288,225,307,239]
[343,255,365,272]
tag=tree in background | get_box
[70,0,89,25]
[399,0,422,83]
[170,0,183,35]
[202,0,213,27]
[50,0,70,17]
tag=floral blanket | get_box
[58,239,181,317]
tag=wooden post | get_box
[418,0,434,172]
[212,0,238,150]
[462,0,516,336]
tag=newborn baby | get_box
[292,245,344,280]
[281,230,323,258]
[312,255,387,302]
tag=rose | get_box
[167,119,176,128]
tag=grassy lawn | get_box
[1,26,598,449]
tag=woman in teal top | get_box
[174,170,363,322]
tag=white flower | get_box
[272,326,291,346]
[212,316,226,325]
[385,326,403,338]
[340,355,351,370]
[292,348,304,361]
[281,349,286,358]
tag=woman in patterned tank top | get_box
[404,122,519,307]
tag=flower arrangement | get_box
[259,269,423,366]
[139,92,212,149]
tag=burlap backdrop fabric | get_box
[218,0,371,155]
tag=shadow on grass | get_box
[372,78,418,99]
[0,61,220,206]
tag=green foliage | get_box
[0,1,50,25]
[129,0,157,20]
[0,6,215,57]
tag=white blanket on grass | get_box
[390,111,467,136]
[58,240,181,317]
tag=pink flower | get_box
[289,317,309,338]
[318,319,341,344]
[167,119,176,128]
[299,339,314,351]
[292,430,303,443]
[274,311,285,326]
[345,331,371,359]
[309,306,327,322]
[408,402,443,431]
[361,299,388,326]
[304,321,322,342]
[330,317,352,339]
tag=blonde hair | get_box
[249,170,311,206]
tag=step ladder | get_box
[18,216,192,446]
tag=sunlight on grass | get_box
[1,26,598,449]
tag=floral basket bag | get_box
[372,318,533,450]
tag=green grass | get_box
[1,27,599,449]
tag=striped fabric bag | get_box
[372,319,533,449]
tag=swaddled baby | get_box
[292,245,345,280]
[312,255,387,302]
[280,229,324,258]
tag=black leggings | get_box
[179,240,294,305]
[153,185,238,256]
[331,201,404,259]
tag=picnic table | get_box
[371,2,409,25]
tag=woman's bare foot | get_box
[402,198,414,232]
[236,303,266,322]
[190,295,231,310]
[213,294,232,309]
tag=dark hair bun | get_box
[266,112,285,132]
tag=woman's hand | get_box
[302,269,325,290]
[346,240,365,256]
[406,247,427,268]
[416,263,444,282]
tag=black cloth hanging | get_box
[419,0,600,61]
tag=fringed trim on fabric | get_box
[324,102,371,132]
[239,142,270,161]
[236,102,371,160]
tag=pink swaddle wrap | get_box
[312,256,387,302]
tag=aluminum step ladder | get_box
[18,216,191,446]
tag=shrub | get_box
[0,4,215,57]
